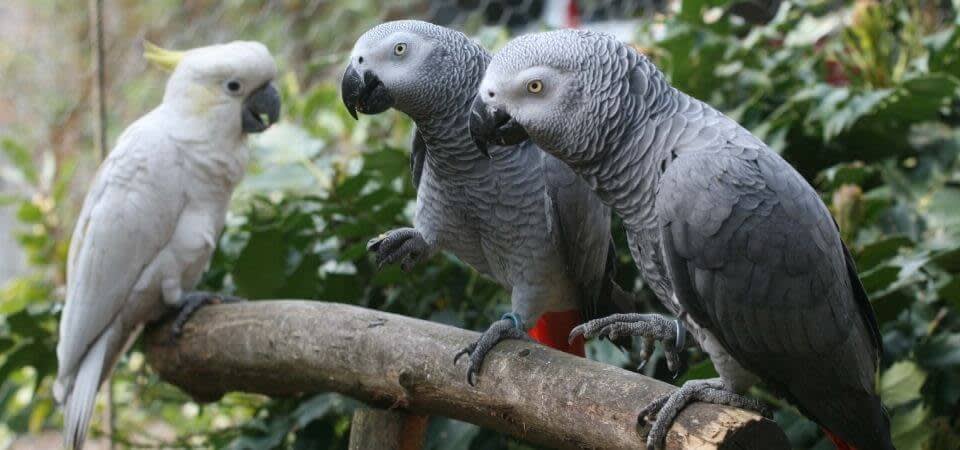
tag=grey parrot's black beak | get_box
[340,64,394,120]
[242,83,281,133]
[468,95,529,159]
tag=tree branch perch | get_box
[143,301,788,450]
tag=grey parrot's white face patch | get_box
[481,65,575,134]
[479,29,639,163]
[480,61,584,157]
[348,30,438,111]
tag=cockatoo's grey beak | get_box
[340,64,394,120]
[468,95,528,159]
[242,83,281,133]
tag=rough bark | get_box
[144,301,788,450]
[348,408,427,450]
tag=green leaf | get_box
[930,246,960,273]
[855,235,913,271]
[1,139,37,184]
[0,277,46,315]
[915,334,960,369]
[860,265,901,293]
[676,358,719,385]
[881,361,927,408]
[868,73,960,125]
[232,229,287,299]
[871,288,914,323]
[939,276,960,311]
[15,201,43,224]
[891,403,932,450]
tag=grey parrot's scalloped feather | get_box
[410,127,426,191]
[657,142,889,449]
[542,149,618,321]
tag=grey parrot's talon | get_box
[636,359,647,372]
[466,367,478,387]
[453,346,472,365]
[454,317,527,387]
[639,379,766,450]
[637,393,670,423]
[369,228,429,272]
[366,235,385,251]
[568,325,585,344]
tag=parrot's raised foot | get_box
[454,316,531,386]
[638,378,771,450]
[570,313,686,373]
[170,291,246,341]
[367,227,429,271]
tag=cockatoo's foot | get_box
[569,313,686,373]
[170,291,246,340]
[367,227,429,271]
[639,378,771,450]
[453,314,531,386]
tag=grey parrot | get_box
[55,41,279,449]
[341,20,641,384]
[469,29,892,450]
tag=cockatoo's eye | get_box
[225,79,243,95]
[394,43,407,56]
[526,79,543,94]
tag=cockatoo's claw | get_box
[453,317,529,386]
[368,228,429,271]
[637,378,767,450]
[169,291,246,342]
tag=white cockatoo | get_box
[55,41,280,449]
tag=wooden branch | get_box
[143,301,788,450]
[348,408,427,450]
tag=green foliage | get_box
[0,1,959,449]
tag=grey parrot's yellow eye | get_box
[394,43,407,56]
[527,79,543,94]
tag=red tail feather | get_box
[529,309,585,356]
[824,428,857,450]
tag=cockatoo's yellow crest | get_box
[143,41,185,72]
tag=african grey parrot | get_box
[469,29,892,450]
[55,41,279,449]
[341,20,640,384]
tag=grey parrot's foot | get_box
[638,378,771,450]
[454,315,531,386]
[570,313,686,373]
[367,228,429,271]
[170,291,246,340]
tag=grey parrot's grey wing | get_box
[541,147,614,320]
[410,127,426,191]
[57,126,185,379]
[841,240,883,354]
[657,144,888,447]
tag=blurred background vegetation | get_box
[0,0,958,449]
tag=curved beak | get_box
[341,64,394,120]
[242,83,281,133]
[468,95,529,158]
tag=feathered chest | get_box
[177,140,249,202]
